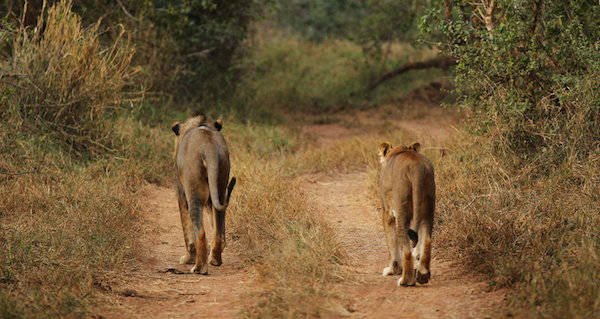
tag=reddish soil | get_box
[95,186,257,318]
[303,171,504,319]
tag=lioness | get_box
[378,142,435,286]
[171,114,236,274]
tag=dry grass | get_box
[217,121,345,317]
[228,161,344,317]
[4,0,136,152]
[2,2,595,318]
[432,136,600,318]
[277,115,599,318]
[222,117,443,317]
[0,3,171,316]
[0,115,173,318]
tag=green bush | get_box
[1,0,262,103]
[270,0,366,41]
[422,0,599,170]
[417,1,600,316]
[138,0,261,100]
[234,29,442,114]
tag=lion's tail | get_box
[205,151,226,212]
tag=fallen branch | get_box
[0,168,38,176]
[366,56,457,92]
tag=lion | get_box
[378,142,435,286]
[171,114,236,274]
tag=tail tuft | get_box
[407,229,418,247]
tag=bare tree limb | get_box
[366,56,457,92]
[529,0,543,36]
[116,0,139,22]
[483,0,495,32]
[444,0,453,22]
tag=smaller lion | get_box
[378,142,435,286]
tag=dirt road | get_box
[97,186,256,318]
[97,107,503,318]
[300,109,504,318]
[302,171,504,318]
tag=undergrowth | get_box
[0,2,171,317]
[0,115,172,318]
[4,0,136,153]
[433,136,599,318]
[234,27,442,115]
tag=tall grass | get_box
[0,115,173,318]
[432,136,599,318]
[228,158,345,317]
[4,0,136,153]
[0,2,172,317]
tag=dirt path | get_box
[98,106,503,318]
[299,109,504,318]
[97,186,256,318]
[303,172,503,318]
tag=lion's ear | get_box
[214,118,223,131]
[410,142,421,152]
[171,122,181,136]
[379,142,392,157]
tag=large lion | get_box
[171,114,236,274]
[378,142,435,286]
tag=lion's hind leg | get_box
[381,210,401,276]
[177,183,196,265]
[188,196,209,275]
[416,222,432,284]
[209,206,226,266]
[394,205,416,286]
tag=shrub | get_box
[433,137,599,318]
[422,0,599,170]
[3,0,135,153]
[235,29,442,114]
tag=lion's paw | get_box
[190,264,208,275]
[416,270,430,284]
[398,271,416,286]
[382,266,395,276]
[179,253,192,265]
[209,257,222,266]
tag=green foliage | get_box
[354,0,424,59]
[271,0,365,41]
[423,0,599,170]
[1,0,262,103]
[141,0,261,99]
[419,1,600,316]
[234,30,442,114]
